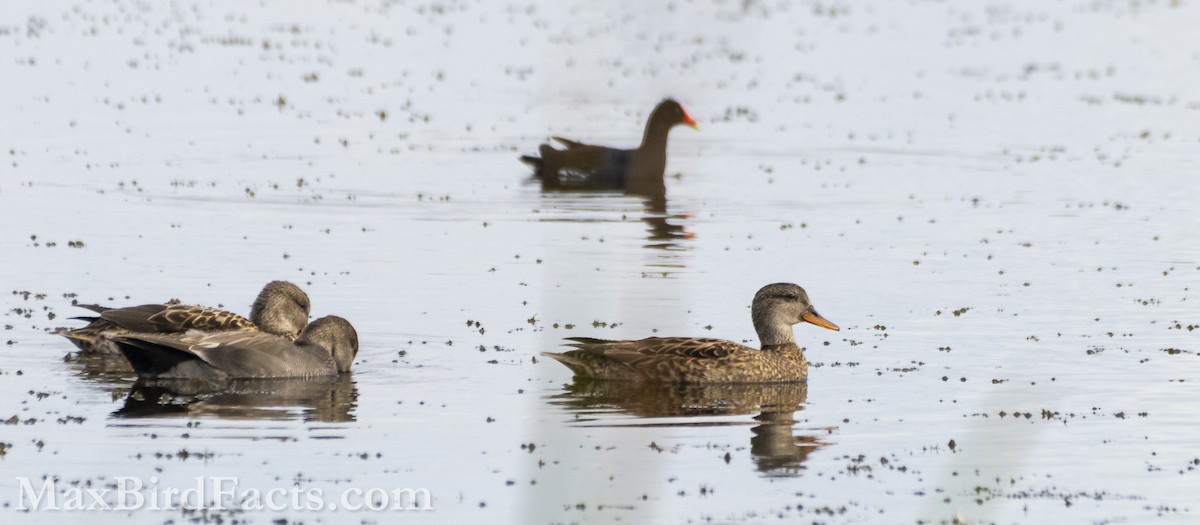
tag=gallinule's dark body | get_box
[521,99,699,195]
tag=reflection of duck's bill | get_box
[802,310,839,331]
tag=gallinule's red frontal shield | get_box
[520,99,699,196]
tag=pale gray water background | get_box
[1,0,1199,523]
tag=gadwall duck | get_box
[520,99,699,195]
[112,315,358,379]
[542,283,839,383]
[59,280,311,356]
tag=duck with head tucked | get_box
[113,315,359,380]
[59,280,311,357]
[542,283,839,383]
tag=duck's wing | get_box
[553,337,754,380]
[59,304,130,353]
[73,303,112,315]
[569,336,744,360]
[113,331,325,378]
[100,304,256,334]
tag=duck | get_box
[520,99,699,195]
[59,280,311,356]
[111,315,358,379]
[542,283,839,383]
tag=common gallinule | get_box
[59,280,311,357]
[542,283,839,383]
[521,99,699,195]
[111,315,358,379]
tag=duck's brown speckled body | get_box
[59,281,310,357]
[542,283,839,383]
[549,337,812,383]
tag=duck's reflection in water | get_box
[548,381,829,477]
[65,350,358,423]
[64,349,135,379]
[112,375,358,423]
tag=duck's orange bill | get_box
[802,310,840,331]
[681,106,700,130]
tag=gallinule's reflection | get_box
[524,101,698,254]
[548,381,828,476]
[113,375,358,423]
[641,194,693,251]
[535,191,694,255]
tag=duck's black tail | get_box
[112,336,195,378]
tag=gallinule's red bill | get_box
[521,99,699,195]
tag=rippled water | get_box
[1,0,1198,523]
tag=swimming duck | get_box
[520,99,699,195]
[542,283,839,383]
[112,315,358,379]
[59,280,311,356]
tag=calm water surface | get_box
[1,0,1198,523]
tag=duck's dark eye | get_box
[783,293,797,301]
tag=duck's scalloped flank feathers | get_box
[56,281,311,359]
[148,304,257,332]
[550,337,773,383]
[98,304,256,334]
[543,283,837,383]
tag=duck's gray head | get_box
[249,281,311,339]
[298,315,358,373]
[751,283,839,347]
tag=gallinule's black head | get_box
[652,99,699,129]
[641,99,698,148]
